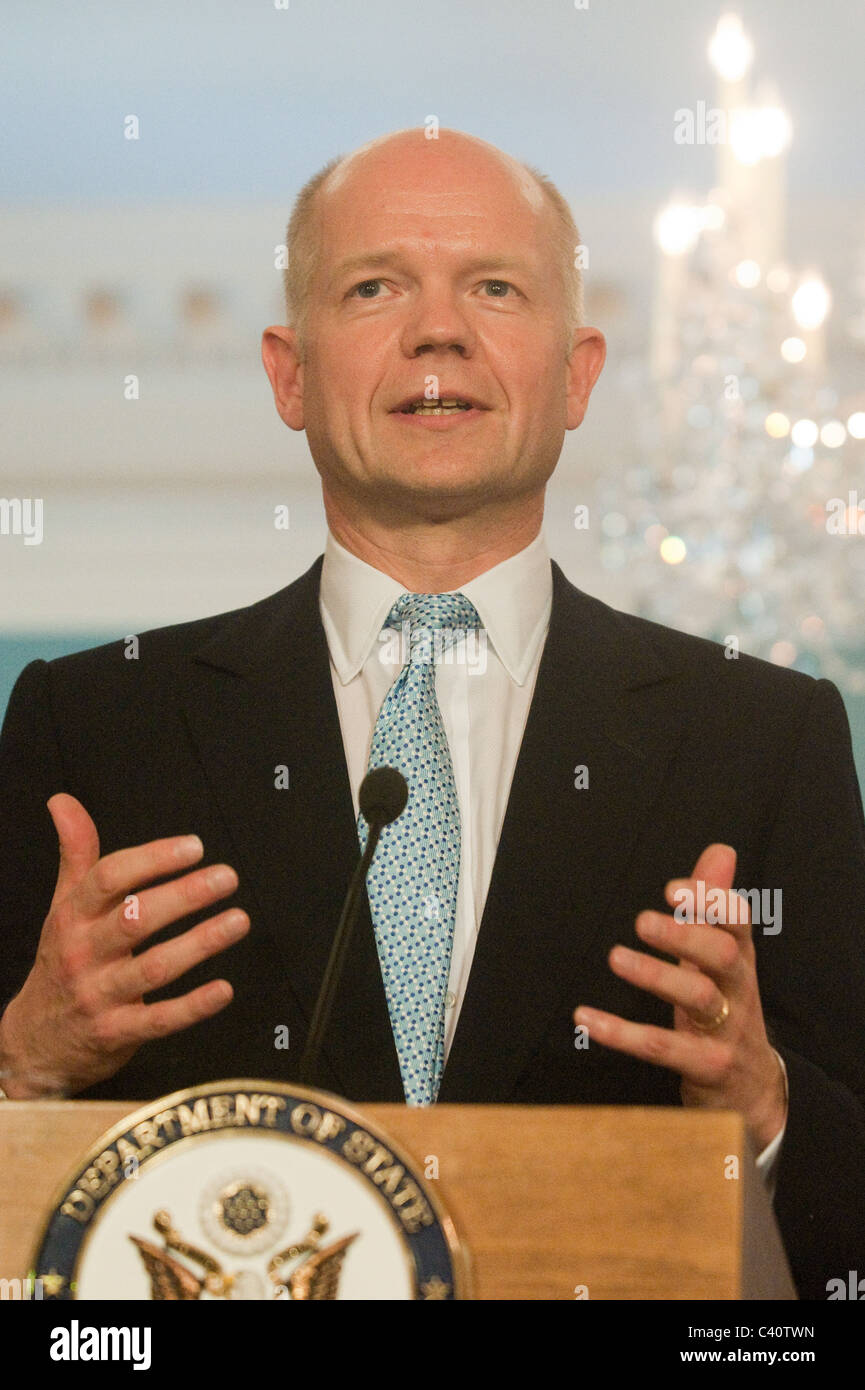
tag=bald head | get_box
[324,128,547,209]
[283,127,583,356]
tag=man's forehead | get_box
[326,190,546,242]
[317,149,552,270]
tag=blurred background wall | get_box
[2,0,864,786]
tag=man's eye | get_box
[481,280,515,297]
[350,279,384,298]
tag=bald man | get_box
[1,129,864,1301]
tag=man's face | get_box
[268,133,604,521]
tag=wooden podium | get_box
[0,1101,795,1299]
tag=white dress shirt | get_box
[318,528,785,1178]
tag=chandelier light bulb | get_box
[660,536,687,565]
[780,337,807,363]
[655,204,703,256]
[708,14,754,82]
[730,106,792,165]
[765,412,790,438]
[734,260,761,288]
[791,418,818,448]
[792,278,831,331]
[757,107,792,158]
[820,421,847,449]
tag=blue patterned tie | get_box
[358,591,484,1106]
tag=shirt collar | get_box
[319,529,552,687]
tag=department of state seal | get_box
[31,1080,468,1301]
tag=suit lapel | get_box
[438,561,696,1101]
[180,557,403,1101]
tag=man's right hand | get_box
[0,793,249,1099]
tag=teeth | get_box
[404,398,473,415]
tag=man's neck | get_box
[323,496,544,591]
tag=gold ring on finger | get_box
[689,994,730,1033]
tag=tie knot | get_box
[384,591,483,662]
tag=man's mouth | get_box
[398,398,475,416]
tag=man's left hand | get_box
[574,843,787,1150]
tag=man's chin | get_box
[370,462,510,515]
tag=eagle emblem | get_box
[129,1207,358,1300]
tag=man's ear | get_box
[565,326,606,430]
[261,325,305,431]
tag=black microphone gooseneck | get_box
[298,766,408,1089]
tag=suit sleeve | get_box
[0,660,67,1010]
[755,677,865,1300]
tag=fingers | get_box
[74,832,206,920]
[690,841,736,889]
[96,978,237,1050]
[635,910,742,975]
[92,861,240,958]
[22,803,248,1094]
[569,842,758,1105]
[48,794,101,900]
[667,844,750,942]
[608,944,730,1022]
[663,878,754,946]
[608,910,741,1030]
[107,907,250,1001]
[574,1005,733,1087]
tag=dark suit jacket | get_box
[2,556,864,1300]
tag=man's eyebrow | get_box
[329,251,535,286]
[328,252,399,286]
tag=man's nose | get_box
[399,286,477,358]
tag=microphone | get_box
[298,766,408,1088]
